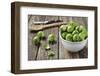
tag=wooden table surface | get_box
[28,15,88,61]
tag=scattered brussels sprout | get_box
[37,31,45,39]
[32,36,40,45]
[61,32,67,39]
[60,21,88,42]
[60,25,67,32]
[67,25,74,33]
[44,44,50,50]
[48,51,55,57]
[73,34,80,42]
[48,34,55,43]
[66,34,73,41]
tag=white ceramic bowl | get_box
[59,32,88,52]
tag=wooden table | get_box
[28,15,88,61]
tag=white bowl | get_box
[59,32,88,52]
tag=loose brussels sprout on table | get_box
[60,21,88,42]
[48,34,55,43]
[32,31,45,45]
[47,50,55,59]
[32,36,40,45]
[37,31,45,39]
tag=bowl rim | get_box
[59,32,88,44]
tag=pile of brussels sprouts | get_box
[60,21,88,42]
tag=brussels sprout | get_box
[32,36,40,45]
[61,32,67,39]
[79,32,86,41]
[68,21,78,28]
[48,34,55,43]
[48,51,55,57]
[79,25,86,32]
[66,33,73,41]
[75,26,80,31]
[72,30,79,35]
[60,25,67,32]
[37,31,45,39]
[67,25,74,33]
[73,34,80,41]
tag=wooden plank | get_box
[78,43,88,58]
[79,47,88,58]
[59,40,72,59]
[72,17,88,58]
[59,17,88,59]
[59,17,79,59]
[36,27,59,60]
[59,30,79,59]
[48,27,59,60]
[28,16,39,60]
[36,16,59,60]
[36,38,48,60]
[59,17,72,59]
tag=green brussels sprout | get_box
[37,31,45,39]
[72,30,79,35]
[65,33,73,41]
[67,25,74,33]
[79,32,86,41]
[61,32,67,39]
[48,51,55,59]
[32,36,40,45]
[48,51,55,57]
[60,25,67,32]
[48,34,55,43]
[79,25,86,32]
[73,34,80,42]
[68,21,78,28]
[75,26,80,31]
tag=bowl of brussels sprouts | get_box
[59,21,88,52]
